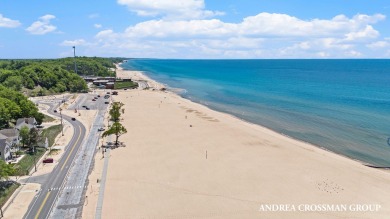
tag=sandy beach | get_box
[82,66,390,219]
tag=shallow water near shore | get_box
[122,59,390,166]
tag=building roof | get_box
[15,118,36,130]
[0,129,19,138]
[0,133,7,140]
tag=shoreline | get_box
[79,63,390,218]
[117,63,388,170]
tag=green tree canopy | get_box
[102,122,127,146]
[19,126,30,148]
[0,97,21,128]
[0,159,15,181]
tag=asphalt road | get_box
[23,99,86,219]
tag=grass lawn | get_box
[42,114,55,123]
[114,81,138,89]
[41,124,62,147]
[12,148,46,176]
[0,181,20,208]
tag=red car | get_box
[43,158,54,163]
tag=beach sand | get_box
[82,67,390,219]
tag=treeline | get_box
[0,57,126,128]
[57,57,122,77]
[0,57,125,96]
[0,85,44,128]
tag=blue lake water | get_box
[122,59,390,166]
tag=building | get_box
[15,118,37,130]
[0,133,12,161]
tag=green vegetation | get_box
[0,60,88,94]
[0,181,20,208]
[103,102,127,146]
[0,85,44,128]
[42,114,55,123]
[41,124,62,147]
[19,126,30,148]
[0,160,15,181]
[0,57,127,129]
[12,148,46,176]
[48,148,61,155]
[114,81,138,90]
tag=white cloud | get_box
[26,14,57,35]
[344,25,379,41]
[367,40,390,49]
[87,13,386,58]
[94,24,102,28]
[117,0,224,19]
[0,14,21,28]
[60,39,86,46]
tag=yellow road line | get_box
[34,191,51,219]
[61,125,82,171]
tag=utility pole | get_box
[73,46,78,74]
[59,107,64,136]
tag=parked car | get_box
[82,105,87,108]
[98,127,105,131]
[86,107,90,110]
[104,101,109,104]
[43,158,54,163]
[97,95,101,97]
[54,110,57,113]
[92,99,96,101]
[36,125,44,128]
[71,118,76,121]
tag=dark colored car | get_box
[92,99,96,101]
[86,107,90,110]
[97,95,101,97]
[104,101,109,104]
[43,158,54,163]
[98,127,105,131]
[82,105,87,108]
[71,118,76,121]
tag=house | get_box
[0,129,20,161]
[15,118,37,130]
[0,133,12,161]
[0,129,19,144]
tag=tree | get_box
[3,75,23,91]
[19,126,30,148]
[0,159,14,181]
[102,122,127,146]
[0,97,21,128]
[109,102,124,122]
[29,128,39,153]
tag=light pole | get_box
[73,46,78,74]
[59,107,64,136]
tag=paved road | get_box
[49,95,108,218]
[23,99,86,219]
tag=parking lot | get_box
[68,93,111,111]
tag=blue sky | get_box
[1,0,390,58]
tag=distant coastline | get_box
[120,59,390,167]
